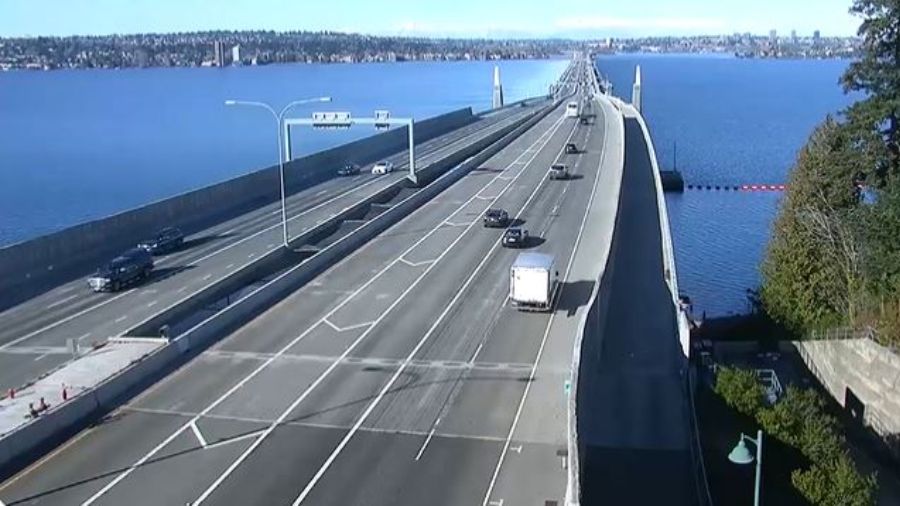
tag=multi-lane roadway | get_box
[0,98,547,393]
[0,62,612,505]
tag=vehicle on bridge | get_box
[483,208,510,228]
[87,247,154,292]
[337,163,360,176]
[371,161,394,175]
[565,101,579,118]
[549,164,569,180]
[509,252,558,311]
[137,226,184,255]
[502,227,528,248]
[565,142,578,154]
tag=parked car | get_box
[549,164,569,180]
[372,161,394,175]
[502,228,529,248]
[138,227,184,254]
[87,248,154,292]
[565,143,578,154]
[337,163,360,176]
[483,208,510,228]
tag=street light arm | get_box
[279,96,331,119]
[224,100,278,121]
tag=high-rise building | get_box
[769,29,777,44]
[213,41,226,67]
[813,30,821,45]
[231,45,241,65]
[791,29,798,44]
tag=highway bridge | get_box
[0,56,707,505]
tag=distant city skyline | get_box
[2,0,860,38]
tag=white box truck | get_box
[509,252,559,311]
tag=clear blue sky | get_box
[1,0,860,38]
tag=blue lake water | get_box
[598,54,857,316]
[0,59,567,246]
[1,55,858,315]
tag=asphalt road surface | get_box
[0,68,609,505]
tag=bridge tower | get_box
[492,65,505,109]
[632,65,642,113]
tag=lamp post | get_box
[728,429,763,506]
[225,96,331,248]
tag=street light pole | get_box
[225,96,331,248]
[728,429,763,506]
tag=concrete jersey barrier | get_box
[0,107,477,309]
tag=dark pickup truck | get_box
[88,248,154,292]
[138,227,184,255]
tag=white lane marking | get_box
[248,253,256,259]
[225,263,235,270]
[146,300,158,308]
[114,316,127,323]
[80,111,561,506]
[489,500,504,506]
[322,320,375,333]
[177,286,188,293]
[205,430,267,451]
[202,274,213,281]
[470,343,484,364]
[414,427,437,461]
[190,421,208,448]
[34,354,49,361]
[58,285,76,294]
[289,113,580,506]
[267,243,276,249]
[46,293,80,309]
[316,190,328,197]
[398,258,435,268]
[442,220,473,228]
[481,102,606,506]
[0,288,137,351]
[190,113,569,506]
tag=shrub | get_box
[713,366,765,418]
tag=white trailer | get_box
[509,252,559,311]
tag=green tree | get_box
[793,455,877,506]
[842,0,900,177]
[762,119,868,333]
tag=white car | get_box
[372,161,394,175]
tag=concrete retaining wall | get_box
[794,338,900,459]
[0,107,476,310]
[0,99,555,480]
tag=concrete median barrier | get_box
[0,108,477,310]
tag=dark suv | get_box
[483,208,510,228]
[138,227,184,255]
[565,143,578,154]
[88,248,154,292]
[337,163,360,176]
